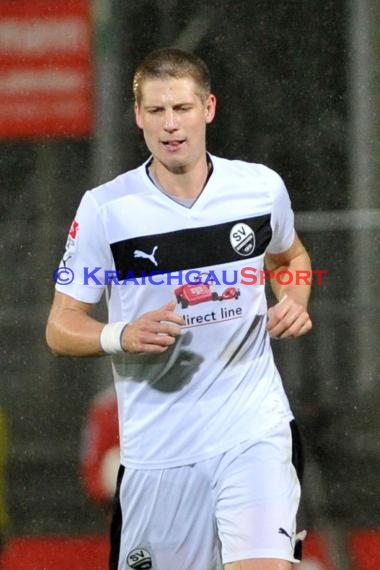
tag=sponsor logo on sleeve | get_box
[65,218,79,254]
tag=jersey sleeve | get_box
[55,191,113,303]
[266,170,295,254]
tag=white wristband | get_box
[100,321,128,354]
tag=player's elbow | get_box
[45,321,66,356]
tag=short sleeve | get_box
[266,173,295,254]
[55,191,113,303]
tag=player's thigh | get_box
[225,559,293,570]
[111,463,222,570]
[216,420,302,566]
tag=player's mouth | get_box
[161,139,186,152]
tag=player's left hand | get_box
[267,295,312,339]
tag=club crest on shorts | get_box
[127,548,152,569]
[229,223,255,256]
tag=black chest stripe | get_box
[110,214,272,280]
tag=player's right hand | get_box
[121,301,184,353]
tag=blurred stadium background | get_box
[0,1,379,569]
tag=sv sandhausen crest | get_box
[229,222,255,256]
[127,547,152,569]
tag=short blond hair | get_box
[133,47,211,103]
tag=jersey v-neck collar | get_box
[143,154,214,210]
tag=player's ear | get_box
[205,94,216,124]
[134,101,143,129]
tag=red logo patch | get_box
[69,219,79,239]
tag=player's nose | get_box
[163,109,178,132]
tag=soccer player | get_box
[46,48,312,570]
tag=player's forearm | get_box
[269,250,312,309]
[46,306,105,357]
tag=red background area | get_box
[2,530,380,569]
[349,531,380,570]
[2,535,109,570]
[0,0,93,139]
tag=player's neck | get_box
[151,155,211,200]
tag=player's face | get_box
[135,77,216,173]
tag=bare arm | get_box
[46,291,106,356]
[265,233,312,339]
[46,291,184,357]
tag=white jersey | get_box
[56,154,295,468]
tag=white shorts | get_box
[110,419,303,570]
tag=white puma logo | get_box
[133,245,158,266]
